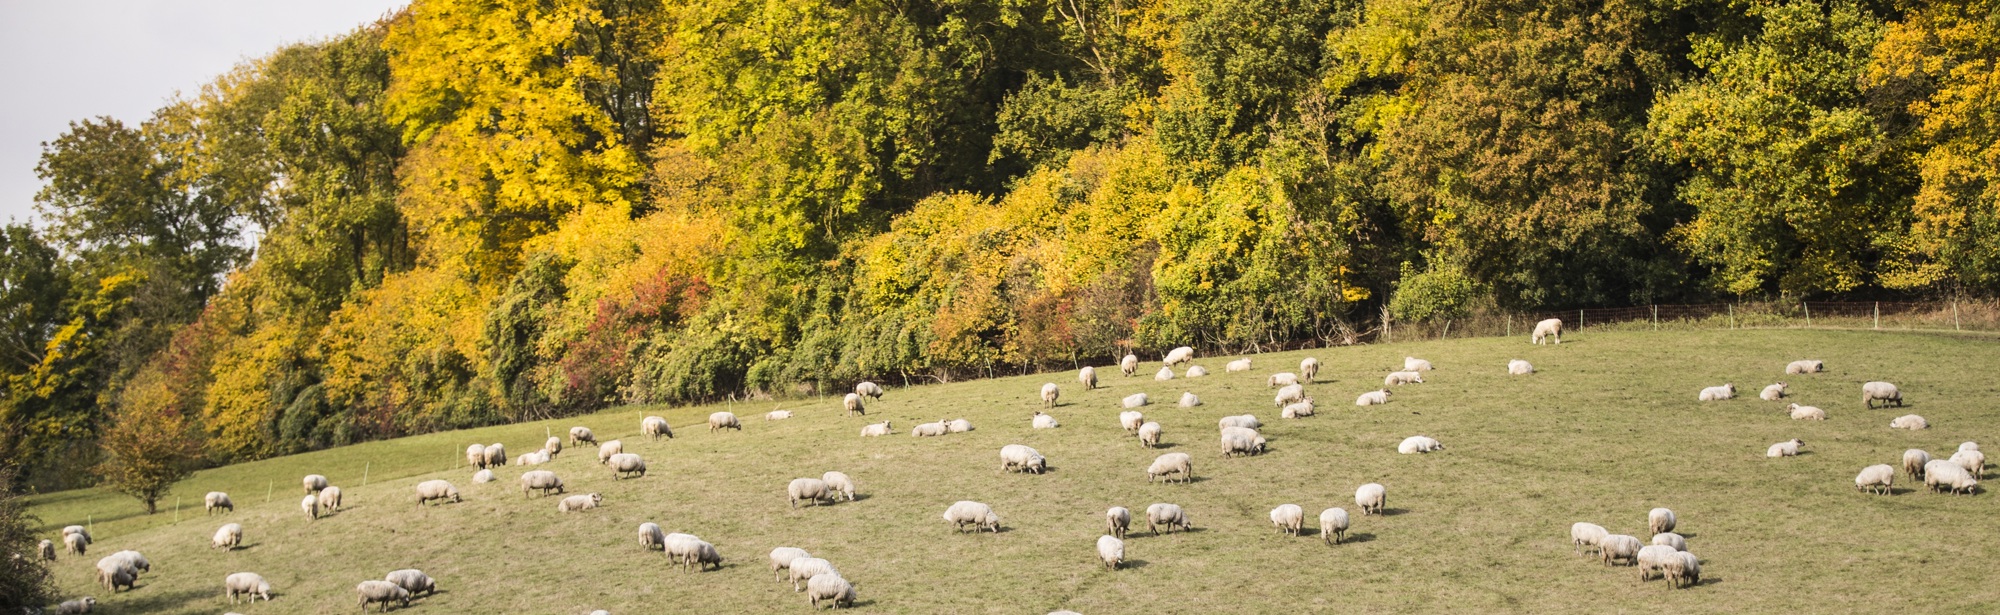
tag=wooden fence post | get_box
[1874,302,1880,329]
[1803,302,1812,327]
[1953,301,1960,330]
[1652,305,1658,330]
[1728,303,1735,329]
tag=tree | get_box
[0,466,59,610]
[94,364,206,513]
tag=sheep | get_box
[1760,383,1787,401]
[1179,392,1202,407]
[1000,444,1048,474]
[303,474,329,494]
[807,572,857,608]
[1147,452,1193,484]
[769,547,810,581]
[1078,366,1098,390]
[1186,365,1208,378]
[1155,366,1175,381]
[225,572,270,603]
[1106,506,1131,538]
[205,491,233,515]
[668,535,723,571]
[101,550,148,575]
[1767,439,1804,458]
[1355,389,1392,406]
[1281,400,1316,419]
[598,440,625,464]
[1138,422,1162,448]
[64,532,87,556]
[1226,358,1252,372]
[1220,427,1265,457]
[1571,522,1608,556]
[558,493,604,512]
[211,523,243,550]
[1854,464,1895,495]
[708,411,742,431]
[860,421,893,437]
[947,418,974,433]
[1268,372,1299,388]
[38,539,54,561]
[314,486,342,514]
[520,470,565,498]
[356,580,411,612]
[517,450,550,466]
[844,393,866,416]
[1649,508,1677,534]
[55,597,96,614]
[1531,318,1563,344]
[466,444,487,468]
[385,569,436,597]
[766,410,795,421]
[1120,411,1145,433]
[1274,384,1305,406]
[1599,534,1642,566]
[1862,381,1903,408]
[1697,384,1735,401]
[1890,414,1928,430]
[787,557,837,590]
[472,469,495,483]
[1788,404,1826,420]
[1300,357,1321,382]
[1925,460,1978,494]
[1269,504,1304,536]
[545,436,563,458]
[1951,449,1985,479]
[1637,545,1679,581]
[856,381,884,399]
[1404,357,1432,372]
[1096,535,1125,570]
[483,443,507,467]
[1665,551,1702,588]
[1116,393,1149,410]
[642,415,674,439]
[822,471,856,501]
[1032,412,1059,429]
[1146,503,1190,534]
[1319,508,1350,544]
[301,495,320,520]
[608,453,647,479]
[1040,383,1060,408]
[1397,435,1443,454]
[1651,532,1687,551]
[1962,442,1980,452]
[641,523,668,551]
[1164,346,1195,366]
[1903,449,1932,480]
[789,478,834,508]
[1785,359,1825,374]
[569,426,596,447]
[1384,371,1423,386]
[1508,359,1534,375]
[1218,414,1262,430]
[97,565,135,593]
[943,500,1001,533]
[1121,354,1139,376]
[911,420,950,437]
[415,480,461,506]
[63,525,91,545]
[1355,483,1386,515]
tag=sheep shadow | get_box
[1330,532,1376,544]
[846,493,873,503]
[109,588,209,612]
[227,542,260,551]
[1118,559,1151,570]
[1376,508,1410,517]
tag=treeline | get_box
[2,0,1994,489]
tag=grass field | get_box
[24,329,2000,613]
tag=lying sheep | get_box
[1164,346,1195,366]
[37,539,53,561]
[1040,383,1060,408]
[1355,483,1387,515]
[641,523,667,551]
[1904,449,1932,480]
[1121,354,1139,377]
[1649,508,1677,534]
[1300,357,1321,382]
[598,440,625,464]
[212,523,242,550]
[787,557,836,591]
[1854,464,1894,495]
[943,501,1001,533]
[385,569,436,597]
[1320,507,1350,545]
[1767,439,1803,458]
[1220,428,1265,457]
[1226,358,1252,372]
[1863,381,1903,408]
[1155,366,1175,381]
[545,436,563,458]
[1788,404,1826,420]
[767,409,794,421]
[1890,414,1928,430]
[317,486,343,514]
[608,453,647,479]
[1404,357,1432,372]
[558,493,603,512]
[1218,414,1262,430]
[1120,411,1145,433]
[516,450,550,466]
[822,471,856,501]
[1186,365,1208,378]
[1951,449,1985,479]
[472,469,495,483]
[1000,445,1048,474]
[466,444,487,468]
[1281,400,1316,418]
[1032,412,1059,429]
[415,480,461,506]
[1637,544,1679,581]
[789,478,834,508]
[303,474,329,494]
[1599,534,1642,566]
[204,491,234,515]
[1078,366,1097,390]
[54,597,95,614]
[1269,504,1305,536]
[1760,383,1787,401]
[642,415,674,439]
[1507,359,1533,375]
[1146,503,1190,534]
[1571,522,1608,556]
[225,572,270,603]
[709,412,742,431]
[807,572,857,608]
[947,418,974,433]
[769,547,809,581]
[1397,435,1443,454]
[521,470,565,498]
[1179,392,1202,407]
[856,381,884,399]
[1651,532,1687,552]
[1148,453,1193,483]
[1138,422,1162,448]
[1665,551,1702,589]
[1925,460,1978,494]
[356,579,410,612]
[569,426,597,448]
[1097,535,1125,570]
[483,443,507,467]
[1786,359,1825,374]
[1697,384,1735,401]
[1274,384,1305,406]
[1355,389,1391,406]
[860,421,893,437]
[911,420,950,437]
[1532,318,1563,344]
[1384,371,1424,386]
[1268,372,1299,388]
[843,393,865,416]
[1121,393,1149,409]
[1106,506,1131,538]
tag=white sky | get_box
[0,0,408,225]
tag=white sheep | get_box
[1355,483,1386,515]
[1951,449,1985,479]
[769,547,809,581]
[844,393,866,416]
[947,418,974,433]
[766,409,794,421]
[1571,522,1608,556]
[1890,414,1928,430]
[1962,442,1980,452]
[1697,384,1735,401]
[483,443,507,467]
[303,474,328,494]
[472,469,495,483]
[63,532,87,556]
[1319,508,1350,544]
[640,523,668,551]
[642,415,674,439]
[224,572,270,603]
[1185,365,1208,378]
[1925,460,1978,495]
[1759,383,1787,401]
[415,480,461,506]
[1146,503,1190,534]
[1355,389,1391,406]
[1179,392,1202,407]
[1268,372,1299,388]
[669,537,723,572]
[1226,358,1252,372]
[1106,506,1131,538]
[598,440,625,464]
[1903,449,1932,480]
[1637,544,1679,581]
[943,500,1001,532]
[1404,357,1433,372]
[54,597,96,614]
[1000,444,1048,474]
[1079,366,1098,390]
[789,478,834,508]
[1269,504,1304,536]
[787,557,837,591]
[465,444,486,468]
[385,569,436,597]
[205,491,233,515]
[709,412,742,431]
[1092,535,1126,572]
[96,559,136,593]
[1121,393,1149,408]
[860,421,893,437]
[1218,414,1262,430]
[1120,354,1139,377]
[1220,427,1265,457]
[558,493,603,512]
[1032,412,1059,429]
[1665,551,1702,588]
[1531,318,1563,344]
[911,420,949,437]
[356,579,411,612]
[1397,435,1443,454]
[317,486,343,514]
[1766,439,1803,458]
[1041,383,1060,408]
[1854,464,1894,495]
[1788,403,1826,420]
[1119,411,1145,432]
[1863,381,1903,408]
[37,539,53,561]
[1274,383,1306,407]
[807,572,857,608]
[63,525,91,545]
[856,381,884,399]
[1384,371,1424,386]
[1155,366,1175,381]
[1138,422,1162,448]
[1281,400,1315,418]
[1300,357,1321,382]
[1164,346,1195,366]
[822,471,856,501]
[1785,359,1825,374]
[1147,453,1193,484]
[301,495,321,520]
[520,470,565,498]
[1507,359,1534,375]
[1599,534,1641,566]
[516,450,550,466]
[570,426,597,447]
[212,523,242,550]
[1651,532,1687,552]
[608,453,647,479]
[545,436,564,458]
[1648,508,1677,534]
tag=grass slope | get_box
[26,329,2000,613]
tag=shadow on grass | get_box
[1119,559,1151,570]
[110,588,210,612]
[1335,532,1376,544]
[1378,508,1410,516]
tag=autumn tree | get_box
[94,348,209,513]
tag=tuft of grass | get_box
[25,329,2000,613]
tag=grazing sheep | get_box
[1788,404,1826,420]
[598,440,625,464]
[844,393,866,416]
[947,419,974,433]
[1186,365,1208,378]
[1121,354,1139,377]
[1226,358,1252,372]
[787,557,837,591]
[1903,449,1932,480]
[303,474,328,494]
[99,550,147,576]
[807,572,857,608]
[557,493,603,512]
[1121,393,1149,409]
[483,443,507,467]
[415,480,461,506]
[856,381,884,399]
[1268,372,1299,388]
[1078,366,1098,390]
[1138,422,1162,448]
[1269,504,1305,536]
[472,469,495,483]
[1925,460,1978,494]
[1785,359,1825,374]
[38,539,54,561]
[1397,435,1443,454]
[1666,551,1702,589]
[769,547,810,581]
[911,420,950,437]
[642,416,674,439]
[1649,508,1677,535]
[1032,412,1059,429]
[1106,507,1131,538]
[520,470,565,498]
[356,580,411,612]
[1179,392,1202,407]
[97,566,135,593]
[1384,371,1423,386]
[1119,411,1145,433]
[1890,414,1928,430]
[1355,389,1392,406]
[1760,383,1787,401]
[943,501,1002,533]
[1096,535,1124,570]
[1854,465,1894,495]
[64,532,87,556]
[1000,445,1048,474]
[1404,357,1433,372]
[789,478,834,508]
[1155,366,1175,381]
[212,523,242,550]
[1147,453,1193,484]
[1637,545,1679,581]
[1508,359,1534,375]
[667,535,723,571]
[205,491,233,515]
[1951,449,1985,479]
[640,523,667,551]
[1300,357,1321,382]
[608,453,647,479]
[1320,508,1350,545]
[1146,503,1190,534]
[1697,384,1735,401]
[1281,400,1316,419]
[709,412,742,431]
[1767,439,1804,458]
[822,472,856,501]
[1599,534,1642,566]
[63,525,91,545]
[569,426,597,447]
[1218,414,1262,430]
[545,436,563,458]
[1531,318,1563,344]
[1651,532,1687,552]
[1220,428,1265,457]
[304,489,331,518]
[466,444,487,468]
[385,569,435,597]
[225,572,270,603]
[1274,384,1305,406]
[1355,483,1386,515]
[54,597,95,614]
[1571,523,1608,556]
[766,409,796,421]
[1164,346,1195,366]
[860,421,893,437]
[1041,383,1060,408]
[1863,381,1903,408]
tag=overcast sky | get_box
[0,0,407,225]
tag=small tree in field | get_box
[0,466,59,609]
[94,369,204,514]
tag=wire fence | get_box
[1378,300,2000,343]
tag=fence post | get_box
[1874,302,1880,329]
[174,497,180,523]
[1652,305,1658,330]
[1803,302,1811,327]
[266,481,273,503]
[1953,301,1960,330]
[363,462,370,486]
[1728,303,1735,329]
[1506,314,1512,337]
[1579,309,1585,330]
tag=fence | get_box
[1378,300,2000,343]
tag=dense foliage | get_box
[5,0,1996,489]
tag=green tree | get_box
[0,466,59,609]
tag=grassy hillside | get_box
[26,329,2000,613]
